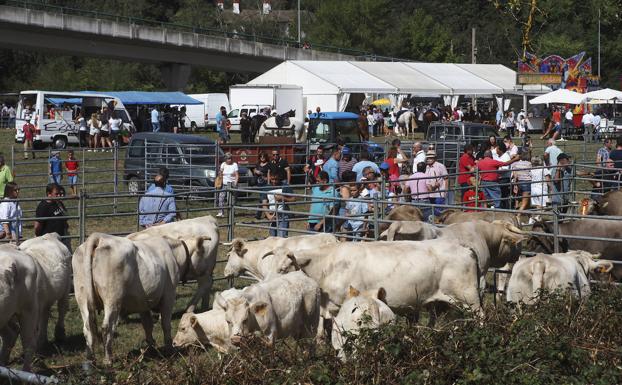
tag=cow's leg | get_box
[55,295,69,342]
[18,311,38,371]
[159,309,173,349]
[186,274,213,313]
[0,321,19,365]
[37,305,51,349]
[77,301,98,362]
[139,311,156,347]
[101,305,120,366]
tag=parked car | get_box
[124,132,251,194]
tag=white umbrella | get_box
[529,89,586,105]
[584,88,622,103]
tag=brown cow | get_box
[377,205,424,234]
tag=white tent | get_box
[248,60,517,112]
[584,88,622,103]
[529,89,586,105]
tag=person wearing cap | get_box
[48,151,63,185]
[552,153,572,211]
[139,174,176,228]
[476,149,520,208]
[324,147,341,183]
[352,150,379,182]
[338,146,357,181]
[217,153,239,217]
[22,118,36,159]
[424,150,448,217]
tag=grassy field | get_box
[0,127,606,381]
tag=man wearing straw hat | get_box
[424,150,448,218]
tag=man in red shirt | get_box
[476,150,519,208]
[458,144,476,201]
[22,119,36,160]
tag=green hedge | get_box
[62,285,622,385]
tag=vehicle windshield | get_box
[428,125,460,141]
[466,125,498,140]
[308,118,360,143]
[181,144,222,165]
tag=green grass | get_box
[0,128,605,380]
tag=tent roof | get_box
[249,61,516,96]
[350,62,451,95]
[584,88,622,101]
[83,91,203,105]
[529,89,586,105]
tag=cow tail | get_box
[531,260,546,297]
[83,234,101,334]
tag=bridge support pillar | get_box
[160,63,192,91]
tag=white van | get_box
[227,104,271,131]
[182,93,230,130]
[14,91,134,149]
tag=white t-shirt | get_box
[78,117,87,131]
[582,113,594,125]
[109,117,121,132]
[530,167,551,207]
[0,199,22,238]
[565,110,573,121]
[89,119,100,135]
[220,162,238,186]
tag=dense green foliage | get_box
[0,0,621,92]
[59,286,622,385]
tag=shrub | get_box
[59,285,622,384]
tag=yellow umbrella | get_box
[372,98,391,106]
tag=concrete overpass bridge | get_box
[0,2,368,90]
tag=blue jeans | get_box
[428,197,445,219]
[482,181,502,208]
[49,174,62,185]
[152,122,160,132]
[270,214,290,237]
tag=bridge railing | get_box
[2,0,384,58]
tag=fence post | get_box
[113,146,118,214]
[553,207,560,253]
[373,196,379,240]
[81,146,86,192]
[79,190,86,244]
[227,184,234,242]
[10,145,15,172]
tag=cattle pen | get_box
[2,134,622,383]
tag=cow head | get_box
[437,209,458,224]
[577,198,597,216]
[492,221,525,265]
[222,294,253,344]
[223,239,248,278]
[173,312,202,348]
[257,248,301,278]
[572,251,614,279]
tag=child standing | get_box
[48,151,63,185]
[66,150,79,196]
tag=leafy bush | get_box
[60,285,622,384]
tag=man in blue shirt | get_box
[151,106,160,132]
[352,150,380,182]
[323,147,341,183]
[48,151,62,184]
[139,174,176,227]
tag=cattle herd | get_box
[0,193,620,372]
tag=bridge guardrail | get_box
[2,0,386,58]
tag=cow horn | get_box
[505,223,524,234]
[222,242,233,246]
[261,251,274,259]
[286,253,301,270]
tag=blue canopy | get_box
[82,91,203,105]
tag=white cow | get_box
[214,271,321,345]
[332,286,395,358]
[172,309,232,353]
[379,221,440,241]
[223,234,338,280]
[266,240,485,334]
[506,251,613,304]
[73,232,207,364]
[0,233,72,370]
[127,215,219,312]
[18,233,72,348]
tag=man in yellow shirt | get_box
[0,155,14,196]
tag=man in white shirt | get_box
[563,108,574,138]
[411,142,426,169]
[582,111,594,143]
